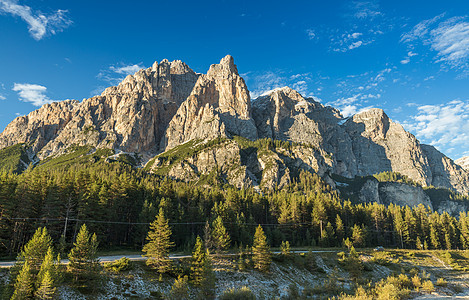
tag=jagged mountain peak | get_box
[207,54,239,77]
[456,156,469,170]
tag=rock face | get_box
[149,138,333,190]
[252,89,469,194]
[358,178,433,209]
[456,156,469,171]
[0,59,199,159]
[1,55,468,197]
[162,55,257,150]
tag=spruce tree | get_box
[191,236,206,285]
[16,227,52,274]
[203,221,214,252]
[198,250,216,300]
[36,247,57,290]
[212,216,230,253]
[252,225,271,272]
[11,261,33,300]
[170,275,189,300]
[34,271,56,300]
[67,224,99,280]
[142,208,174,274]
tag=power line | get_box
[0,217,401,233]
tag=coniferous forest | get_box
[1,155,469,259]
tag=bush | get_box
[219,286,256,300]
[421,280,434,293]
[103,257,132,273]
[411,275,421,290]
[436,278,447,287]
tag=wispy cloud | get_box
[245,71,315,99]
[402,14,469,72]
[327,93,376,117]
[306,29,316,40]
[327,1,389,52]
[12,83,54,106]
[349,1,382,19]
[403,100,469,157]
[0,0,72,40]
[97,63,145,85]
[0,95,5,100]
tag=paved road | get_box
[0,250,338,268]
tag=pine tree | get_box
[351,224,365,247]
[198,250,216,300]
[67,224,99,280]
[11,261,33,300]
[34,271,56,300]
[203,221,214,252]
[142,208,174,274]
[191,236,206,285]
[16,227,53,274]
[212,216,230,253]
[281,241,291,257]
[430,224,440,249]
[170,275,189,300]
[36,247,57,290]
[335,214,345,243]
[252,225,271,272]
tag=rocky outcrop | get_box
[378,182,433,209]
[421,145,469,195]
[148,138,332,190]
[162,55,257,150]
[344,109,432,185]
[254,90,469,194]
[456,156,469,171]
[358,178,433,209]
[0,100,79,154]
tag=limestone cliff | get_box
[456,156,469,171]
[0,59,198,159]
[162,55,257,150]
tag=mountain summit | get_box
[1,55,468,194]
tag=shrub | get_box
[219,286,256,300]
[411,274,421,290]
[436,278,447,287]
[421,280,434,293]
[104,257,132,273]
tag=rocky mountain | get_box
[1,55,468,197]
[0,59,199,159]
[456,156,469,171]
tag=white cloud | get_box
[402,14,469,71]
[0,0,72,40]
[339,104,374,118]
[401,58,410,64]
[403,100,469,156]
[328,94,375,117]
[350,1,382,19]
[109,64,143,75]
[247,71,316,99]
[12,83,54,106]
[0,94,5,100]
[98,63,145,85]
[306,29,316,40]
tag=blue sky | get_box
[1,0,468,159]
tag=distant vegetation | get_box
[0,143,31,173]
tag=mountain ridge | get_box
[1,55,468,195]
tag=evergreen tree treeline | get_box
[1,166,469,257]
